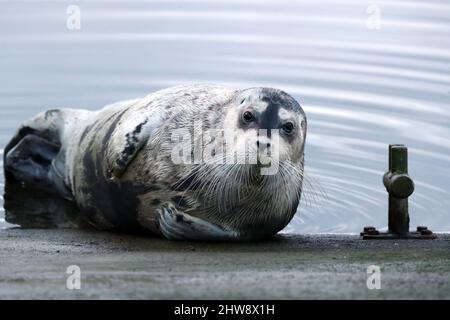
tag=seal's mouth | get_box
[255,150,280,176]
[256,158,273,168]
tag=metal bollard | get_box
[361,144,436,240]
[384,144,414,236]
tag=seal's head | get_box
[223,87,307,171]
[185,87,307,239]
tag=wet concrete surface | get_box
[0,228,448,299]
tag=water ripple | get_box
[0,0,449,232]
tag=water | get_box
[1,0,449,233]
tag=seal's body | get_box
[3,85,307,241]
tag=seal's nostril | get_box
[256,140,260,147]
[267,143,271,148]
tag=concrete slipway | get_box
[0,228,448,299]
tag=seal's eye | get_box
[282,122,294,134]
[242,111,254,123]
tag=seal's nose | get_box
[256,140,271,151]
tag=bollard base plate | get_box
[360,226,437,240]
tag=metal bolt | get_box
[420,229,433,236]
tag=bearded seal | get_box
[3,84,307,241]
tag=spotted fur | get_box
[3,85,307,241]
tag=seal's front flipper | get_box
[155,203,238,241]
